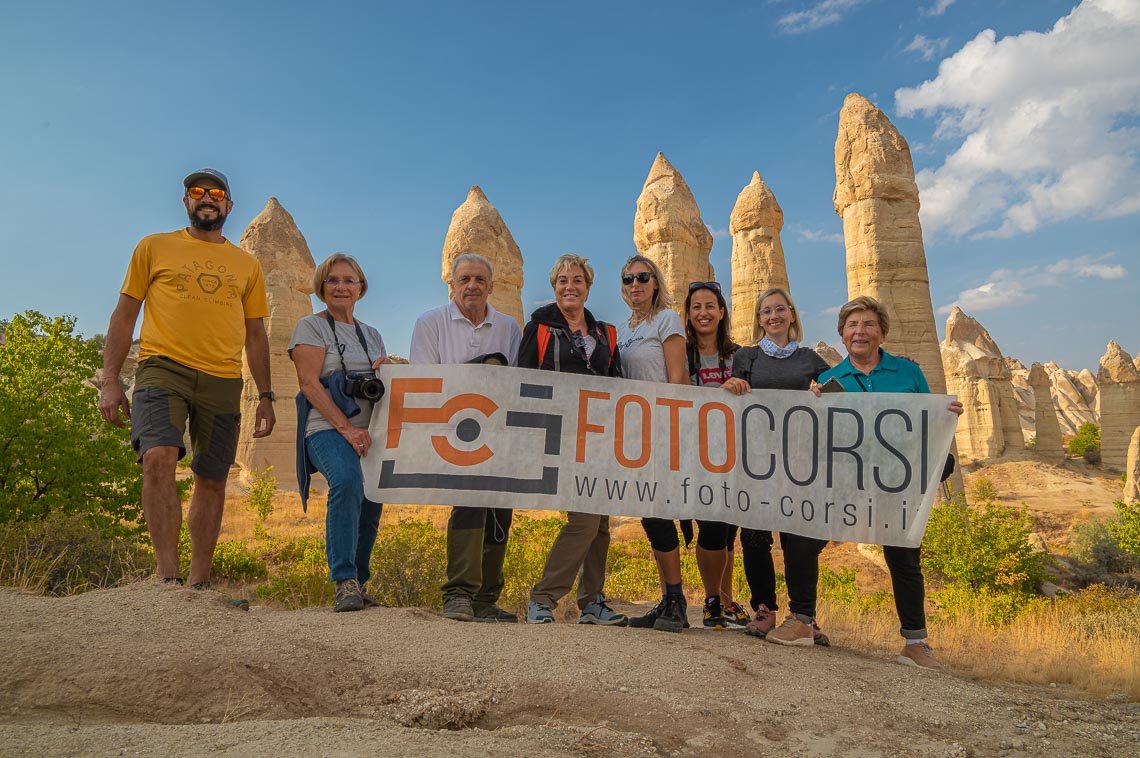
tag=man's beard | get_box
[188,206,227,232]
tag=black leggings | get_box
[739,528,777,611]
[642,518,735,552]
[781,532,828,619]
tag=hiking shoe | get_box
[703,595,729,629]
[743,604,777,638]
[527,600,554,624]
[898,642,944,671]
[627,597,664,628]
[653,594,687,633]
[722,601,750,628]
[334,579,365,613]
[360,590,380,608]
[441,594,475,621]
[767,616,815,647]
[474,603,519,623]
[812,620,831,647]
[579,595,628,626]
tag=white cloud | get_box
[795,226,845,244]
[777,0,866,34]
[821,305,842,316]
[937,253,1127,314]
[707,225,731,240]
[895,0,1140,240]
[904,34,949,61]
[924,0,955,16]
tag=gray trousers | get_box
[530,512,610,611]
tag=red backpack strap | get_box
[605,324,618,369]
[536,323,551,367]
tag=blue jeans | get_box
[305,430,383,584]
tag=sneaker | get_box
[703,596,729,629]
[441,594,475,621]
[474,603,519,623]
[897,641,944,671]
[743,604,777,638]
[578,595,628,626]
[627,597,664,628]
[652,593,687,633]
[334,579,365,613]
[526,600,554,624]
[766,616,815,647]
[722,601,750,628]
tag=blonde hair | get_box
[752,286,803,344]
[620,254,673,315]
[836,295,890,337]
[549,253,594,288]
[312,253,368,303]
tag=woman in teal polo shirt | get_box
[766,295,962,672]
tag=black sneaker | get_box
[653,593,687,633]
[628,597,666,628]
[334,579,365,613]
[473,603,519,622]
[703,595,729,629]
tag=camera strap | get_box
[324,311,374,373]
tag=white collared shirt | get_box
[408,299,522,366]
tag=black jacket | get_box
[517,303,622,377]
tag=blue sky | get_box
[1,0,1136,372]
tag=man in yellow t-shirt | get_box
[99,168,276,589]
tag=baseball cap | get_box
[183,168,231,197]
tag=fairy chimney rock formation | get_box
[1097,342,1140,471]
[1124,428,1140,503]
[940,307,1023,463]
[441,186,525,327]
[729,171,787,344]
[634,152,714,318]
[814,341,844,367]
[1029,363,1064,462]
[236,197,316,488]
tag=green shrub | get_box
[1083,444,1101,465]
[1109,499,1140,556]
[817,565,891,613]
[368,519,447,609]
[605,538,665,602]
[931,583,1044,626]
[0,512,152,595]
[1070,517,1139,577]
[1068,423,1100,457]
[1044,583,1140,639]
[500,516,567,613]
[242,466,277,538]
[256,536,331,609]
[1025,436,1036,449]
[211,540,268,581]
[922,498,1050,595]
[968,476,998,503]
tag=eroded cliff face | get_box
[441,186,524,328]
[236,198,316,488]
[634,152,714,319]
[1098,342,1140,472]
[1028,362,1065,462]
[729,171,788,345]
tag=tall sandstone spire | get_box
[940,307,1024,463]
[729,171,788,345]
[236,198,316,488]
[634,152,714,318]
[1029,363,1064,462]
[1097,342,1140,471]
[834,93,946,394]
[441,186,524,327]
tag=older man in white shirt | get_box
[409,253,522,622]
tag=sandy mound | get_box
[1,581,1137,756]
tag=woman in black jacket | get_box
[521,254,626,626]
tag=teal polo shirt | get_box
[818,348,931,395]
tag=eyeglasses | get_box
[688,281,721,293]
[186,186,228,201]
[759,305,793,317]
[324,277,361,288]
[621,271,653,285]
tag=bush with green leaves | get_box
[931,583,1044,626]
[368,519,447,609]
[922,498,1050,595]
[499,516,569,613]
[968,476,998,503]
[255,536,332,608]
[1068,423,1101,457]
[242,466,278,539]
[1069,516,1139,580]
[0,311,142,534]
[211,540,268,581]
[1109,499,1140,557]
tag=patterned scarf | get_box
[759,336,798,359]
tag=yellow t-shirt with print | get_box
[121,229,269,379]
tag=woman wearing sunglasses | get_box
[289,253,388,613]
[721,286,832,644]
[683,281,751,629]
[616,255,691,633]
[520,254,627,626]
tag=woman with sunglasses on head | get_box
[521,254,627,626]
[289,253,388,613]
[683,281,752,629]
[720,286,832,643]
[616,255,691,633]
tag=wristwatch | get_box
[258,391,277,402]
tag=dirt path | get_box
[0,582,1136,756]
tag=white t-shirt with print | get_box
[616,309,685,382]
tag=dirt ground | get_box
[1,582,1137,757]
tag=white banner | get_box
[363,364,957,547]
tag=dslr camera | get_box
[343,371,385,402]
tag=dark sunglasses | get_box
[186,186,228,201]
[688,281,722,293]
[621,271,653,285]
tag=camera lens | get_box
[360,378,385,401]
